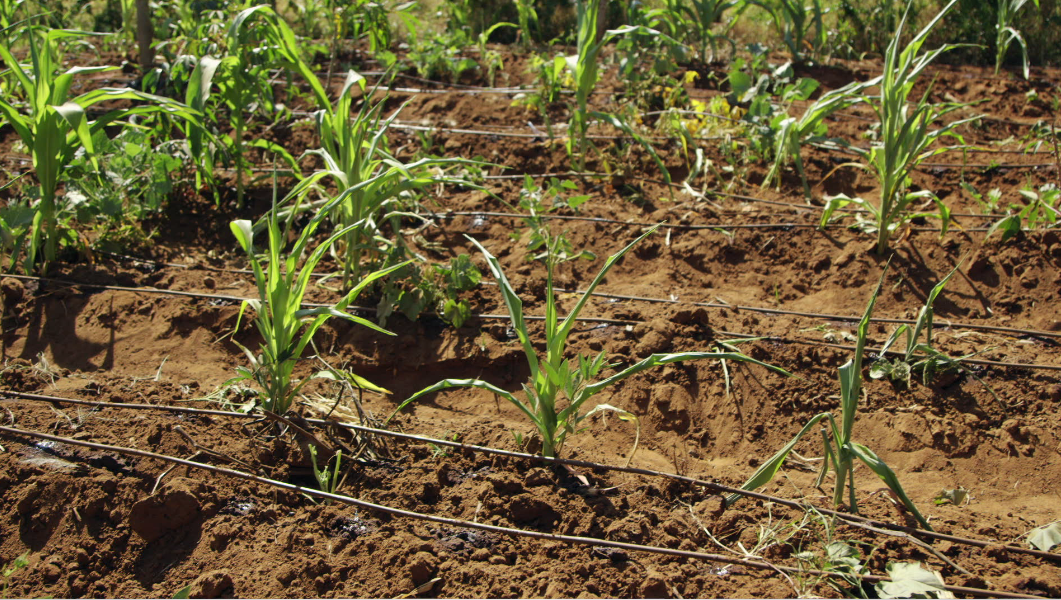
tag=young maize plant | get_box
[282,72,485,289]
[0,28,201,273]
[513,0,538,46]
[730,267,933,531]
[190,5,309,207]
[390,225,791,459]
[565,0,673,185]
[995,0,1039,79]
[752,0,827,64]
[762,78,874,199]
[819,0,978,256]
[228,181,406,415]
[664,0,748,64]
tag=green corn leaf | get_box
[555,225,660,346]
[908,262,961,358]
[985,214,1022,241]
[728,412,833,505]
[230,220,253,252]
[465,235,538,376]
[849,442,932,530]
[388,378,536,428]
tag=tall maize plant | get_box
[281,72,481,289]
[566,0,674,183]
[0,28,201,273]
[184,5,318,207]
[820,0,978,255]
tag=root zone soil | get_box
[0,48,1060,598]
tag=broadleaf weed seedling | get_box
[731,265,934,531]
[868,261,998,399]
[984,183,1060,242]
[390,225,791,458]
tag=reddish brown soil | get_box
[0,46,1060,599]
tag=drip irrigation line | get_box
[0,153,1043,223]
[546,287,1061,342]
[446,210,818,229]
[0,151,1036,222]
[393,120,1055,170]
[715,330,1061,372]
[387,122,729,143]
[9,266,1061,369]
[2,391,1059,570]
[473,173,1025,221]
[91,249,1061,343]
[266,68,538,95]
[0,426,1038,598]
[439,210,1012,233]
[389,87,528,96]
[0,274,635,326]
[921,161,1057,170]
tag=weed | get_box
[64,126,184,252]
[985,183,1059,242]
[0,552,27,597]
[868,264,971,388]
[960,181,1003,214]
[406,29,478,83]
[376,254,483,329]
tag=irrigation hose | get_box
[5,273,1060,371]
[0,424,1043,599]
[91,250,1061,346]
[436,209,1022,233]
[3,389,1059,565]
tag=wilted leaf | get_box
[933,487,969,506]
[876,562,954,599]
[825,541,866,575]
[1028,522,1061,552]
